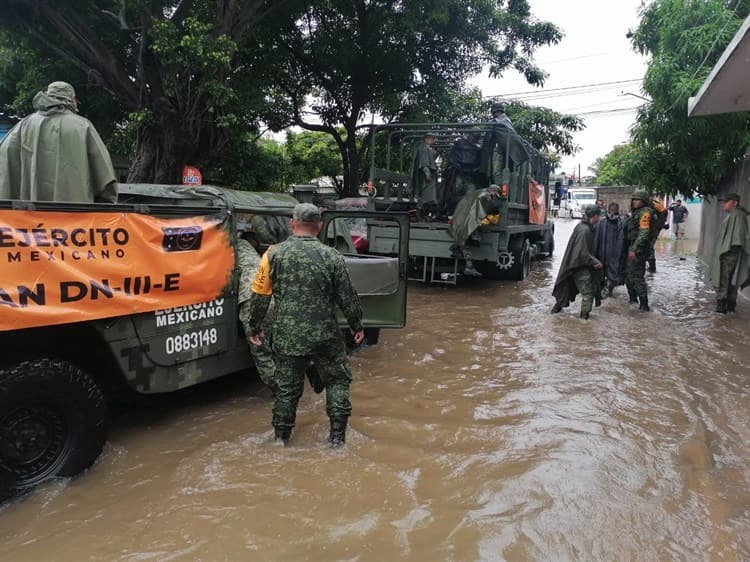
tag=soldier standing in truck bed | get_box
[0,81,117,203]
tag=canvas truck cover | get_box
[118,184,299,213]
[0,208,235,331]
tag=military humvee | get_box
[364,123,554,284]
[0,184,409,497]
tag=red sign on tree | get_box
[182,166,203,186]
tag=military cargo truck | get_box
[364,123,554,284]
[0,184,409,497]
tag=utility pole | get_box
[578,163,581,185]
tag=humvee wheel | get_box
[0,359,107,497]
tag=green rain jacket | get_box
[448,187,501,246]
[410,141,438,205]
[709,205,750,290]
[552,218,601,304]
[0,91,117,203]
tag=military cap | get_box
[718,193,740,202]
[423,132,436,139]
[631,189,650,203]
[293,203,322,223]
[584,205,600,218]
[491,101,506,113]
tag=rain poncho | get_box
[409,141,438,208]
[552,218,601,306]
[0,82,117,203]
[594,213,625,284]
[709,205,750,290]
[447,186,501,246]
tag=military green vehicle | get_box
[0,184,409,497]
[365,123,554,284]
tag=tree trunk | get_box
[340,126,362,198]
[126,119,196,184]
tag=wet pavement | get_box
[1,219,749,561]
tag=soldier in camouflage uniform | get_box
[247,203,364,447]
[625,189,654,311]
[236,228,277,395]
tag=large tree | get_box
[630,0,750,196]
[0,0,297,183]
[264,0,562,197]
[589,143,641,186]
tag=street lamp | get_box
[621,91,652,103]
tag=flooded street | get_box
[1,219,749,561]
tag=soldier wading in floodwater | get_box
[246,204,364,447]
[551,205,603,319]
[625,189,654,312]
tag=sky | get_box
[469,0,649,178]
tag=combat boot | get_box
[580,310,590,320]
[627,289,638,304]
[715,299,728,314]
[274,428,291,446]
[329,417,348,448]
[550,303,563,314]
[727,300,737,313]
[638,296,650,312]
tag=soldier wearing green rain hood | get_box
[709,193,750,314]
[448,185,502,277]
[551,205,603,319]
[410,132,439,220]
[0,81,117,203]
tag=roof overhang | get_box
[688,14,750,116]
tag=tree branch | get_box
[171,0,193,25]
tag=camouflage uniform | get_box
[625,202,653,304]
[236,238,277,394]
[247,231,363,436]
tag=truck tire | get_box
[506,237,531,281]
[0,359,107,497]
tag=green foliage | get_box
[207,131,343,192]
[285,131,343,189]
[630,0,750,196]
[0,0,294,182]
[590,144,641,186]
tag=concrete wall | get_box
[596,186,637,215]
[698,157,750,261]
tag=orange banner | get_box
[0,209,234,331]
[528,178,547,225]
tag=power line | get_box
[575,106,641,117]
[507,84,644,103]
[485,78,642,99]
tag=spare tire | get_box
[0,359,107,498]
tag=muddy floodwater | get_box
[2,220,749,561]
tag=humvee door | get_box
[321,211,409,328]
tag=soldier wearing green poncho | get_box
[551,206,603,319]
[410,133,439,220]
[448,185,502,277]
[0,81,117,203]
[709,193,750,314]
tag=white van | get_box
[558,188,598,218]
